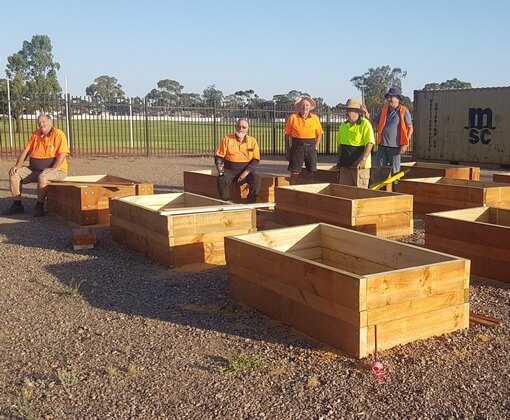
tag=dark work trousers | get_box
[217,169,261,202]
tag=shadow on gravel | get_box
[45,254,319,349]
[11,223,318,350]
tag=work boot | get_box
[33,202,45,217]
[2,201,25,216]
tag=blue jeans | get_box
[375,146,401,190]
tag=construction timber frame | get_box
[225,223,470,359]
[110,193,257,268]
[275,183,413,238]
[426,206,510,283]
[48,175,153,225]
[398,177,510,214]
[183,170,290,203]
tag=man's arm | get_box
[357,143,374,169]
[400,124,413,154]
[315,134,322,150]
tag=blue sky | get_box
[1,0,508,105]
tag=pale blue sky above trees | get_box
[1,0,508,105]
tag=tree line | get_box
[1,34,473,119]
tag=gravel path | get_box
[0,156,508,419]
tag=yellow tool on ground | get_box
[370,169,409,191]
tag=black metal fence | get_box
[0,96,406,159]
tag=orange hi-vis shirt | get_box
[284,113,324,139]
[215,134,260,163]
[27,127,70,172]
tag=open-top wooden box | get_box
[110,192,256,267]
[48,174,153,225]
[275,183,413,238]
[225,223,470,358]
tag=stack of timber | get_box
[398,177,510,214]
[426,206,510,283]
[110,193,256,268]
[183,170,289,203]
[275,183,413,238]
[48,175,153,225]
[401,162,480,180]
[225,223,470,359]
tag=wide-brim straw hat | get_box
[339,98,363,113]
[294,96,316,110]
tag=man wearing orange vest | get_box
[365,88,413,191]
[214,118,261,203]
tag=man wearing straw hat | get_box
[336,99,375,188]
[284,96,323,185]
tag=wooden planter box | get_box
[275,183,413,238]
[398,177,510,214]
[426,207,510,283]
[183,170,289,203]
[493,173,510,183]
[48,175,154,225]
[225,223,470,358]
[110,193,256,267]
[401,162,480,180]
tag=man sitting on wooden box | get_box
[214,118,261,203]
[2,114,70,217]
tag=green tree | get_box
[423,78,472,90]
[86,75,125,103]
[351,66,408,111]
[202,84,223,107]
[146,79,184,107]
[4,34,61,131]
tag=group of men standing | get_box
[215,87,413,201]
[2,88,413,214]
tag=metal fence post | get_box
[65,93,74,155]
[144,97,150,157]
[212,101,217,147]
[325,109,331,154]
[272,102,277,155]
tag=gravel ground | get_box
[0,156,509,419]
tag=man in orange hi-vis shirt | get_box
[214,118,261,203]
[2,114,69,217]
[284,95,323,184]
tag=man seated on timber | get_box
[2,114,70,217]
[214,118,261,203]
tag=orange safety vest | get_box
[377,105,410,145]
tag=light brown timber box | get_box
[426,207,510,283]
[401,162,480,180]
[275,183,413,238]
[48,175,154,225]
[183,170,289,203]
[225,223,470,359]
[110,192,256,267]
[398,177,510,214]
[493,173,510,183]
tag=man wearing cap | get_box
[336,99,375,188]
[365,87,413,191]
[284,96,323,184]
[214,118,261,203]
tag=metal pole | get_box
[6,79,13,147]
[65,77,72,149]
[129,97,134,148]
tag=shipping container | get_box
[413,87,510,164]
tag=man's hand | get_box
[357,160,367,170]
[8,166,19,177]
[238,170,249,183]
[361,105,369,119]
[42,167,58,175]
[400,145,408,155]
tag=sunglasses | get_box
[236,125,248,129]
